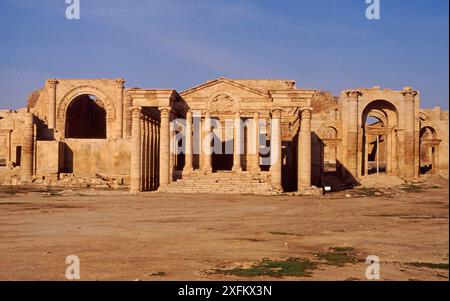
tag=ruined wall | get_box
[62,139,131,182]
[310,91,341,187]
[420,107,449,179]
[0,109,28,167]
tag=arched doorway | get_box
[65,94,107,139]
[420,126,439,175]
[361,100,399,176]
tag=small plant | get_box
[400,184,425,193]
[315,247,361,267]
[407,262,449,270]
[209,258,317,278]
[355,187,384,197]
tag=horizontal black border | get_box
[1,281,448,299]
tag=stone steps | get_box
[160,171,280,195]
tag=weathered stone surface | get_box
[0,78,448,195]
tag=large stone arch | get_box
[360,99,400,176]
[56,86,116,137]
[57,85,116,120]
[361,99,399,127]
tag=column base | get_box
[182,168,193,176]
[129,189,140,195]
[202,168,213,174]
[232,167,242,173]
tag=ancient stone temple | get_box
[0,78,448,195]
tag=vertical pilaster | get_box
[47,79,58,130]
[115,78,125,138]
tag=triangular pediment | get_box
[180,77,269,98]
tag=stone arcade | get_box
[0,78,448,195]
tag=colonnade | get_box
[130,106,313,193]
[130,107,161,193]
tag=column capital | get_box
[402,87,418,101]
[185,110,193,119]
[47,79,59,88]
[253,111,260,119]
[159,107,171,117]
[271,108,283,119]
[300,107,313,119]
[131,107,141,118]
[346,90,362,101]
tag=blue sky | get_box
[0,0,448,109]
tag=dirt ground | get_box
[0,177,448,281]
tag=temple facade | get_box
[0,78,448,194]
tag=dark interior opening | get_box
[65,94,106,139]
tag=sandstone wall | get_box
[62,139,131,183]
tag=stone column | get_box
[115,78,125,138]
[144,116,150,190]
[169,117,174,182]
[148,119,154,190]
[346,90,361,181]
[252,111,260,174]
[402,87,417,181]
[270,109,283,189]
[203,111,212,172]
[21,113,34,182]
[364,133,369,176]
[434,144,439,175]
[232,111,242,172]
[183,110,193,175]
[130,107,142,193]
[153,120,159,189]
[298,108,312,191]
[6,130,12,168]
[159,108,171,187]
[386,130,392,175]
[47,79,58,130]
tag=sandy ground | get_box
[0,177,448,281]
